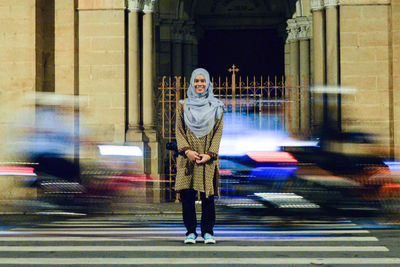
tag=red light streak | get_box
[0,166,35,175]
[247,152,298,163]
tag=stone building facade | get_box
[0,0,399,200]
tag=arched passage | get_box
[198,28,284,78]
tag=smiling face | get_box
[194,74,207,94]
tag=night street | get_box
[1,0,400,266]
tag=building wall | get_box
[340,1,392,156]
[0,1,399,158]
[78,1,126,147]
[55,0,76,96]
[0,0,37,200]
[393,0,400,159]
[0,0,36,159]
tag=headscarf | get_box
[183,68,225,138]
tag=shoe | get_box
[203,233,216,244]
[184,233,197,244]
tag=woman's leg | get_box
[200,193,215,237]
[180,189,197,236]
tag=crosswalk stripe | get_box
[0,236,379,241]
[22,225,364,231]
[51,218,357,223]
[0,245,388,252]
[36,224,362,230]
[0,257,399,265]
[2,221,397,265]
[38,221,359,226]
[7,229,371,235]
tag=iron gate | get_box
[156,65,305,201]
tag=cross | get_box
[228,64,239,74]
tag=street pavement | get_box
[0,212,400,266]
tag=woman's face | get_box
[194,74,206,94]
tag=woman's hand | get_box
[196,154,211,164]
[185,150,200,163]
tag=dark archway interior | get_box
[198,29,284,78]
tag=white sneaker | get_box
[184,233,196,244]
[203,233,216,244]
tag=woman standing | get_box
[175,68,225,244]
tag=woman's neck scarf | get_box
[183,68,225,138]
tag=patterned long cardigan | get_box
[174,101,223,198]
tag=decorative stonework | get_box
[286,19,298,43]
[324,0,338,8]
[127,0,143,12]
[183,23,195,44]
[143,0,156,13]
[172,21,184,42]
[311,0,324,11]
[297,17,312,40]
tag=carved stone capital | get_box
[297,17,312,40]
[172,21,184,42]
[286,19,299,43]
[324,0,339,8]
[143,0,156,13]
[127,0,143,12]
[277,23,289,44]
[311,0,324,11]
[183,24,195,43]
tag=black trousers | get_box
[180,189,215,237]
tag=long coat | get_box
[174,101,223,197]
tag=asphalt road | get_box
[0,212,400,266]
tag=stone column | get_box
[298,17,312,135]
[282,21,291,132]
[287,19,300,135]
[183,22,195,81]
[142,0,161,202]
[192,35,198,69]
[142,0,156,131]
[172,21,183,78]
[126,0,143,142]
[55,0,79,176]
[284,40,291,132]
[158,21,173,77]
[55,0,75,96]
[324,0,340,128]
[311,0,326,130]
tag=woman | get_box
[175,68,225,244]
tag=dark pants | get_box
[180,189,215,237]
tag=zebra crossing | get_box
[0,217,400,265]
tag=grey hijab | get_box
[183,68,225,138]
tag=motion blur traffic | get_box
[0,93,156,215]
[217,86,400,219]
[1,90,400,222]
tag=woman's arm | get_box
[207,115,224,160]
[175,102,191,155]
[175,102,200,162]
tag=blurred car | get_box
[217,131,400,214]
[1,144,154,214]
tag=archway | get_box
[198,28,284,78]
[191,0,296,77]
